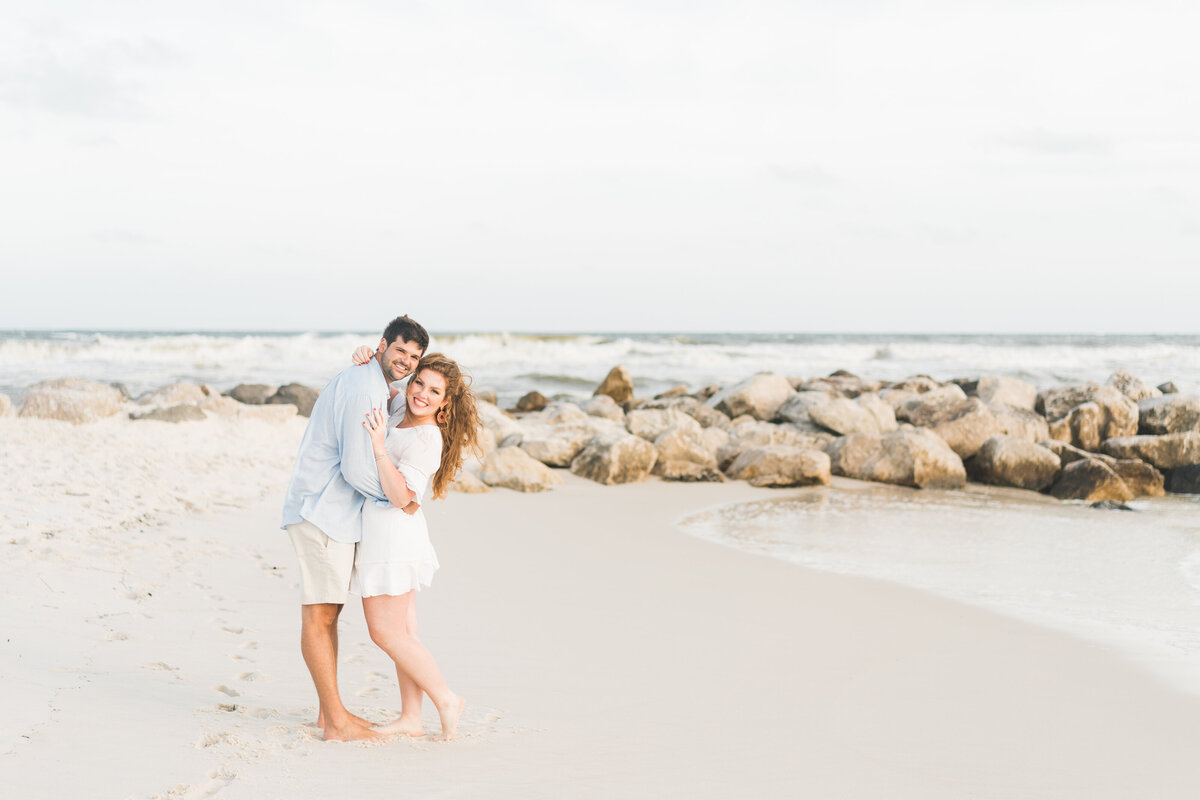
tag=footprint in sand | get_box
[107,631,129,641]
[236,672,260,682]
[220,625,244,635]
[213,685,240,697]
[354,686,381,697]
[143,662,180,672]
[239,641,258,650]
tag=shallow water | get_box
[677,482,1200,696]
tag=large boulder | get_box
[808,397,885,436]
[1107,370,1161,403]
[707,373,796,421]
[895,385,968,427]
[626,408,700,442]
[1109,460,1165,498]
[479,446,563,492]
[827,433,883,478]
[1050,459,1134,503]
[975,376,1038,410]
[726,445,831,487]
[716,422,833,472]
[226,383,274,404]
[775,391,836,427]
[266,383,319,417]
[130,404,207,423]
[594,365,634,405]
[19,378,125,424]
[1037,384,1138,442]
[966,436,1061,491]
[569,433,658,485]
[1137,395,1200,435]
[856,394,898,433]
[449,470,491,493]
[515,391,549,413]
[890,376,941,394]
[583,394,625,422]
[137,381,210,407]
[520,422,607,467]
[1165,464,1200,494]
[988,402,1050,443]
[929,398,1004,459]
[653,425,724,482]
[1047,402,1104,452]
[838,428,966,490]
[1100,433,1200,470]
[1041,439,1113,467]
[477,401,524,443]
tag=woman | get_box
[352,351,481,741]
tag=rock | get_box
[137,381,210,407]
[1050,459,1134,503]
[975,376,1038,410]
[267,383,319,417]
[1165,464,1200,494]
[1158,382,1179,394]
[130,404,207,423]
[1091,500,1134,511]
[515,391,548,413]
[18,378,125,424]
[477,401,524,443]
[109,382,132,400]
[226,383,275,405]
[594,366,634,405]
[655,462,726,482]
[1107,370,1161,403]
[987,402,1049,443]
[1037,384,1138,441]
[654,384,690,400]
[1108,459,1164,498]
[707,373,796,421]
[653,425,720,480]
[476,389,498,405]
[533,403,589,426]
[855,394,898,433]
[716,422,833,472]
[792,374,879,397]
[479,446,563,492]
[1047,402,1104,452]
[1041,440,1114,467]
[827,433,883,478]
[837,428,966,490]
[775,391,836,426]
[583,394,625,422]
[519,422,606,467]
[889,376,942,394]
[895,385,968,427]
[200,395,241,416]
[450,470,491,493]
[1137,395,1200,435]
[966,436,1061,491]
[808,397,885,436]
[626,408,700,442]
[0,394,12,417]
[677,400,735,432]
[929,398,1004,459]
[726,445,831,487]
[1101,433,1200,470]
[569,433,658,485]
[695,384,721,401]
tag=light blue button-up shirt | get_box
[281,359,393,543]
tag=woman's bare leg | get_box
[363,592,465,740]
[383,596,424,736]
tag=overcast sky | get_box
[2,1,1197,333]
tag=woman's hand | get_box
[352,345,374,366]
[363,407,389,453]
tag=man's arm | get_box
[339,392,390,505]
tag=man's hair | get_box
[382,315,429,351]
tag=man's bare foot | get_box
[435,695,466,741]
[318,710,373,729]
[322,719,387,743]
[375,715,424,737]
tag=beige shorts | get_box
[287,519,355,605]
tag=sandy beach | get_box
[5,413,1200,799]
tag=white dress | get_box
[350,420,442,598]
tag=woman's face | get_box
[407,368,448,418]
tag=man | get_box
[281,314,429,741]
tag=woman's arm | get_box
[363,408,416,509]
[352,345,374,365]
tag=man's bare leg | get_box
[315,609,371,729]
[301,603,383,742]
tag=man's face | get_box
[376,338,423,382]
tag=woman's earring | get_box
[436,407,447,425]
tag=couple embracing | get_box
[281,315,480,742]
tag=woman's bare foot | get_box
[322,720,387,743]
[435,695,466,741]
[375,714,424,737]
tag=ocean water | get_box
[677,483,1200,697]
[2,330,1198,404]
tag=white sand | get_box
[5,416,1200,798]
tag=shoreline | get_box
[7,473,1200,798]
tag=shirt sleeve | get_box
[339,391,390,505]
[393,427,443,505]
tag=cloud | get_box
[90,229,160,245]
[1003,129,1113,156]
[766,164,838,187]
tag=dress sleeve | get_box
[392,427,443,504]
